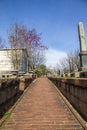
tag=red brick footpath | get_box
[0,78,84,130]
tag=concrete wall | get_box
[48,77,87,121]
[0,48,28,74]
[0,77,34,118]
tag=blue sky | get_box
[0,0,87,66]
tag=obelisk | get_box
[78,22,87,52]
[78,22,87,74]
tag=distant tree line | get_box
[56,50,80,75]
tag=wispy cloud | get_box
[46,49,67,67]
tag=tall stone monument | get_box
[78,22,87,77]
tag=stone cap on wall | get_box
[57,78,87,88]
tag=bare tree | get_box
[0,37,5,48]
[66,52,74,73]
[26,29,47,69]
[7,23,22,70]
[73,50,80,71]
[66,50,80,72]
[30,48,46,69]
[60,57,69,73]
[7,22,47,71]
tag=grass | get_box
[0,112,11,127]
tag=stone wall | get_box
[0,77,34,118]
[48,77,87,121]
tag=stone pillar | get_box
[78,22,87,73]
[19,77,25,91]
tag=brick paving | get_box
[0,78,84,130]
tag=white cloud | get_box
[45,49,67,67]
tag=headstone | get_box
[78,22,87,77]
